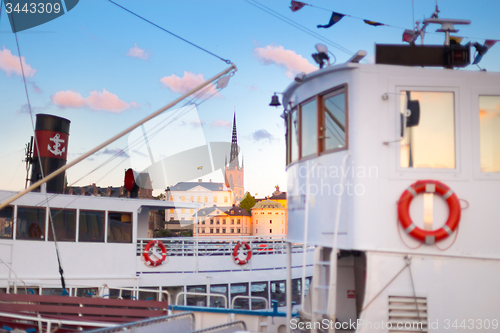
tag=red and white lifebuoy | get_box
[398,180,461,244]
[143,240,167,267]
[232,241,252,265]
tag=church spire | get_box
[229,110,239,169]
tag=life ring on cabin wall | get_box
[143,240,167,267]
[398,180,461,245]
[232,241,252,265]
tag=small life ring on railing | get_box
[143,240,167,267]
[232,241,252,265]
[398,180,461,245]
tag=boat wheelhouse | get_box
[281,41,500,331]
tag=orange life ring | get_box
[232,241,252,265]
[398,180,461,244]
[143,240,167,267]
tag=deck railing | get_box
[136,236,312,258]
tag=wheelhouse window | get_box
[79,210,104,242]
[479,96,500,172]
[48,209,76,242]
[107,212,132,243]
[286,84,348,165]
[400,91,455,169]
[0,206,13,239]
[16,207,45,240]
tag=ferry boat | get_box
[280,17,500,333]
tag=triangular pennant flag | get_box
[402,29,416,43]
[364,20,384,27]
[290,1,307,12]
[317,12,345,29]
[473,40,497,64]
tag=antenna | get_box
[24,136,33,189]
[423,18,471,45]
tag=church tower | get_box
[225,112,244,201]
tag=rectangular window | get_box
[186,285,206,306]
[216,219,220,225]
[202,220,205,225]
[202,229,205,233]
[479,96,500,172]
[251,282,268,310]
[190,209,194,214]
[288,108,299,164]
[322,89,347,152]
[190,196,194,202]
[231,283,249,310]
[210,219,214,225]
[78,210,104,242]
[169,209,174,214]
[170,196,173,201]
[181,196,185,202]
[216,228,220,233]
[300,99,318,158]
[107,212,132,243]
[270,229,272,233]
[210,229,214,234]
[222,229,226,233]
[197,196,201,202]
[48,209,76,242]
[237,228,241,233]
[0,206,13,239]
[224,196,228,203]
[271,280,286,307]
[223,219,226,225]
[204,196,208,202]
[231,219,234,225]
[400,91,455,169]
[16,207,45,240]
[210,284,228,308]
[231,228,234,233]
[213,196,217,203]
[237,219,240,224]
[181,208,185,214]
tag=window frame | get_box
[48,208,77,242]
[16,206,46,241]
[286,84,348,166]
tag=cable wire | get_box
[107,0,230,64]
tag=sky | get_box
[1,0,499,198]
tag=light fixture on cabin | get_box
[312,43,330,68]
[294,72,307,83]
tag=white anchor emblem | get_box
[47,134,66,156]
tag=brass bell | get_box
[269,93,281,107]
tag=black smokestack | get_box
[30,114,71,194]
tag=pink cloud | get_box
[51,88,139,113]
[248,85,258,91]
[51,90,88,108]
[160,71,219,97]
[126,43,149,60]
[211,119,231,129]
[254,44,316,78]
[0,46,37,78]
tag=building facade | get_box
[251,200,287,236]
[224,113,244,201]
[194,205,252,236]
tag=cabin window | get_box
[322,88,347,152]
[231,283,249,310]
[0,206,13,239]
[286,84,348,165]
[479,96,500,172]
[400,91,455,169]
[48,209,76,242]
[186,285,206,306]
[300,98,318,158]
[251,281,269,310]
[79,210,105,242]
[210,284,228,308]
[16,207,45,240]
[271,280,286,307]
[107,212,132,243]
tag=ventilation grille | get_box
[388,296,428,332]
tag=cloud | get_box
[126,43,150,60]
[160,71,219,97]
[251,129,276,143]
[51,88,139,113]
[29,81,42,93]
[0,46,37,77]
[211,119,231,129]
[16,103,48,114]
[248,85,258,91]
[254,44,316,78]
[98,148,130,158]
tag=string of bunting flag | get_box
[289,0,499,50]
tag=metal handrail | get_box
[0,258,24,294]
[101,285,171,305]
[231,295,269,310]
[175,292,228,308]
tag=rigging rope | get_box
[6,0,67,292]
[107,0,231,64]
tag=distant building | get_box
[165,180,234,222]
[65,181,153,199]
[268,185,287,209]
[194,205,251,236]
[252,200,286,236]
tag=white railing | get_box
[137,236,312,258]
[0,311,115,333]
[175,292,228,308]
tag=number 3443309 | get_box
[5,2,62,14]
[442,319,498,330]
